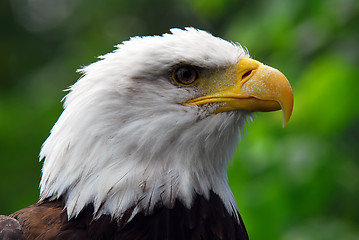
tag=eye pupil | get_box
[183,69,191,78]
[173,66,198,85]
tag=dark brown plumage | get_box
[0,215,24,240]
[2,191,248,240]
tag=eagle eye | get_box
[172,66,198,86]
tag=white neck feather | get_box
[40,97,249,219]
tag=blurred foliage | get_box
[1,0,358,239]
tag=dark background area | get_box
[1,0,359,239]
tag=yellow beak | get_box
[185,58,294,127]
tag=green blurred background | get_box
[1,0,358,239]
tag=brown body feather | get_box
[2,191,248,240]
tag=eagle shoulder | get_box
[6,191,248,240]
[0,215,24,240]
[9,201,75,239]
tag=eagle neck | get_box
[40,100,249,221]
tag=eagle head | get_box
[39,28,293,222]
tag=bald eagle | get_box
[0,28,293,240]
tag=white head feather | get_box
[39,28,251,221]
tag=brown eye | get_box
[172,66,198,86]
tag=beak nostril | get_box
[242,70,253,79]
